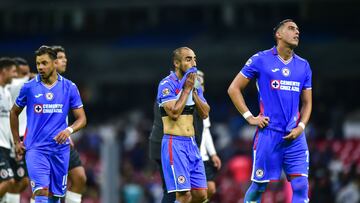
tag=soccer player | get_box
[2,57,31,203]
[10,46,87,203]
[0,58,18,202]
[52,45,87,203]
[196,70,221,200]
[157,47,210,203]
[228,19,312,203]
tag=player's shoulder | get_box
[22,77,38,89]
[293,53,308,63]
[60,75,78,87]
[158,72,176,88]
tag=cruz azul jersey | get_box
[240,47,312,133]
[157,70,207,108]
[15,74,83,150]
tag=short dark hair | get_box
[35,45,57,60]
[13,57,28,66]
[51,45,65,55]
[0,57,16,71]
[273,19,294,42]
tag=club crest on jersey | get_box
[34,104,43,113]
[255,169,264,178]
[177,175,186,184]
[282,68,291,77]
[45,92,54,101]
[30,181,35,188]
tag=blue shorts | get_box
[251,128,309,182]
[26,145,70,197]
[161,135,207,193]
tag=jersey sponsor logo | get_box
[245,58,252,66]
[34,93,43,98]
[282,67,291,77]
[271,68,280,72]
[34,104,63,114]
[255,169,264,178]
[270,80,300,92]
[162,88,170,96]
[177,175,186,184]
[45,92,54,101]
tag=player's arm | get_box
[284,89,312,140]
[54,107,87,144]
[10,104,25,159]
[193,89,210,119]
[163,73,195,120]
[228,73,269,128]
[203,125,221,170]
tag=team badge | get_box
[255,169,264,178]
[245,58,252,66]
[271,80,280,89]
[177,175,186,184]
[0,169,8,179]
[162,88,170,96]
[34,104,43,113]
[30,180,35,188]
[17,167,25,177]
[46,92,54,101]
[282,68,291,77]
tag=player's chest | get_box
[261,60,305,82]
[0,88,11,116]
[29,85,68,104]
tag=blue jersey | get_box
[157,69,206,107]
[15,74,83,151]
[240,47,312,133]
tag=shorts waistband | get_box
[163,134,195,141]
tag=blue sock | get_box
[244,182,268,203]
[291,176,309,203]
[35,196,48,203]
[48,196,61,203]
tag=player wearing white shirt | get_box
[197,70,222,200]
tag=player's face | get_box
[36,54,57,80]
[56,51,67,74]
[17,65,30,78]
[278,22,300,48]
[2,65,17,84]
[177,49,197,74]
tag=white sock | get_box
[30,198,35,203]
[65,191,82,203]
[5,193,20,203]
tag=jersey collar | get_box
[35,73,63,83]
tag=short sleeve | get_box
[70,83,83,109]
[303,62,312,90]
[157,79,177,106]
[15,85,28,108]
[240,53,261,79]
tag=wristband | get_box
[242,111,253,119]
[298,122,305,130]
[66,127,74,134]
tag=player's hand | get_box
[247,114,270,128]
[15,141,25,161]
[54,129,71,144]
[283,126,303,140]
[184,73,195,91]
[69,137,75,149]
[211,155,222,170]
